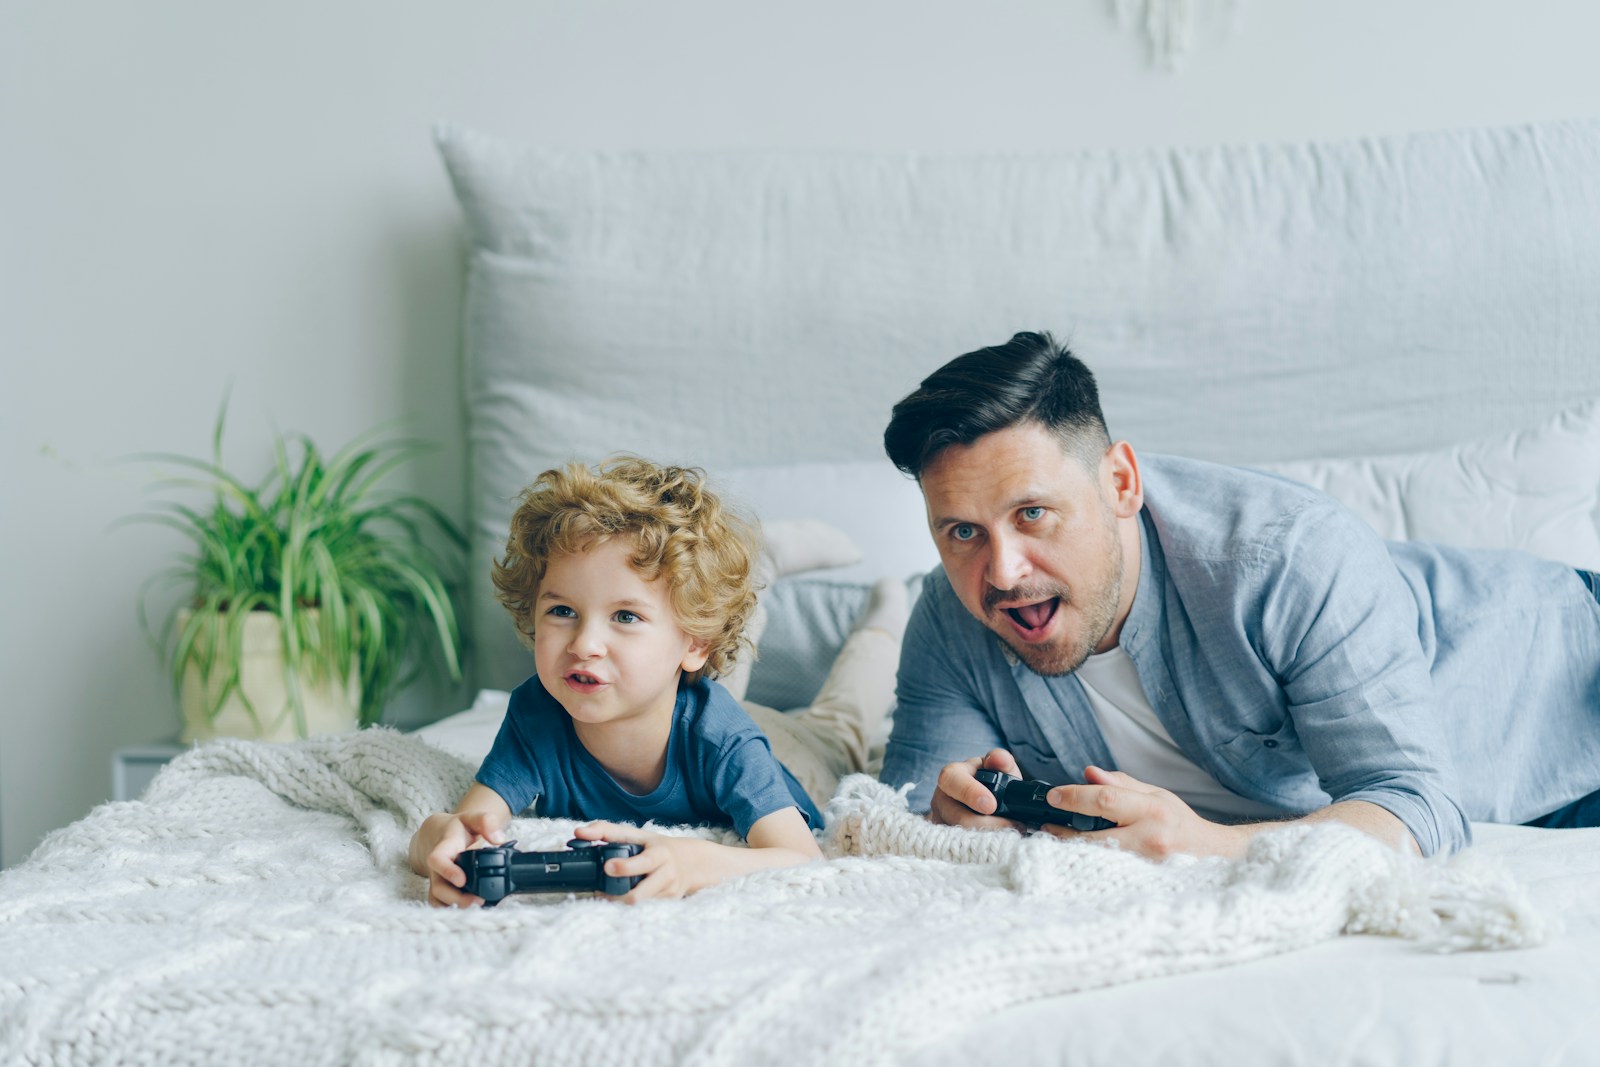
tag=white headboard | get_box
[438,119,1600,691]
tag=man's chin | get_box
[1000,633,1091,677]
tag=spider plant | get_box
[134,404,465,735]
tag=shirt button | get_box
[1263,739,1279,749]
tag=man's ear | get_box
[1103,441,1144,518]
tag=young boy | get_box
[408,456,903,906]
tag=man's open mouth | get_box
[1003,598,1059,638]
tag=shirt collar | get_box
[1118,510,1162,651]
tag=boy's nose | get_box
[568,623,606,658]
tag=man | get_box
[879,331,1600,859]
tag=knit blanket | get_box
[0,729,1545,1066]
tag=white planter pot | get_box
[178,610,361,743]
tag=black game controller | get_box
[974,769,1117,833]
[457,838,644,905]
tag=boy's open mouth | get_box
[1003,598,1059,640]
[564,670,607,692]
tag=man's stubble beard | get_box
[994,515,1123,678]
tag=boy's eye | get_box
[951,524,977,543]
[613,610,640,625]
[1020,506,1045,523]
[547,605,576,619]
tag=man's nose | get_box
[986,530,1031,592]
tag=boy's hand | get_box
[573,809,821,903]
[571,821,724,901]
[412,810,509,908]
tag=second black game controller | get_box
[457,838,644,905]
[974,769,1117,833]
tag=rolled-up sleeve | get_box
[1259,503,1470,856]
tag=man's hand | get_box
[927,748,1027,831]
[412,810,510,908]
[1040,765,1248,859]
[930,757,1241,856]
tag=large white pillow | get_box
[1257,397,1600,569]
[717,399,1600,594]
[425,399,1600,733]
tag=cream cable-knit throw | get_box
[0,729,1544,1066]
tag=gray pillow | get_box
[745,579,870,711]
[746,575,923,712]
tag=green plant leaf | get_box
[127,402,467,738]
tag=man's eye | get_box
[613,610,640,625]
[547,605,576,619]
[951,524,977,542]
[1020,506,1045,522]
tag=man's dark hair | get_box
[883,331,1111,478]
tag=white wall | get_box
[3,0,1598,867]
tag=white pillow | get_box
[717,400,1600,582]
[714,462,937,585]
[413,688,510,765]
[1256,398,1600,568]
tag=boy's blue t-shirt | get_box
[475,675,823,837]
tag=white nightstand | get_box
[112,742,187,802]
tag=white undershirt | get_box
[1072,645,1281,822]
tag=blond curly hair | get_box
[491,456,759,686]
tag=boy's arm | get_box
[571,807,822,901]
[409,783,514,907]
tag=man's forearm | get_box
[1220,800,1420,860]
[1035,768,1429,861]
[1290,799,1421,856]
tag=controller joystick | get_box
[974,769,1117,833]
[457,838,644,906]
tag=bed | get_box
[4,118,1600,1064]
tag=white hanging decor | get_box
[1112,0,1242,71]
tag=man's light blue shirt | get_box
[881,453,1600,856]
